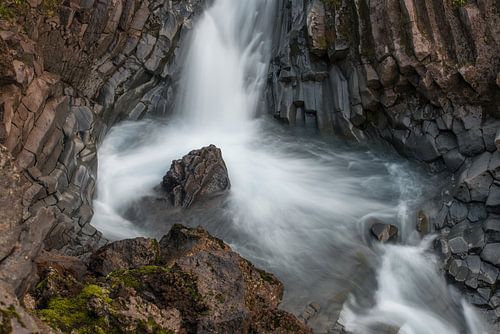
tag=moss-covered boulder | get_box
[32,225,311,334]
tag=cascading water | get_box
[92,0,490,332]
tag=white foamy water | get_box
[92,0,490,332]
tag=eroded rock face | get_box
[162,145,231,208]
[32,225,311,334]
[268,0,500,325]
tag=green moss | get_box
[257,269,275,284]
[451,0,467,7]
[0,0,28,21]
[80,284,112,304]
[108,265,172,289]
[36,283,113,333]
[152,239,162,264]
[137,317,175,334]
[0,305,25,334]
[41,0,62,16]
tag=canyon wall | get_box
[267,0,500,325]
[1,0,499,330]
[0,0,205,302]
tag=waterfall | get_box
[92,0,489,332]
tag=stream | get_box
[91,0,489,332]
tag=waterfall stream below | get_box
[91,0,489,332]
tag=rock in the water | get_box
[370,221,398,242]
[416,210,429,234]
[162,145,231,208]
[481,243,500,266]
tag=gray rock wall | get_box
[266,0,500,325]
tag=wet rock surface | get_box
[161,145,231,208]
[0,0,499,331]
[31,224,311,333]
[268,0,500,326]
[370,221,398,243]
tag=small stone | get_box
[432,205,448,229]
[480,243,500,266]
[416,210,429,234]
[449,201,468,223]
[482,122,500,152]
[468,292,489,306]
[488,151,500,179]
[486,185,500,212]
[466,255,481,274]
[448,259,469,282]
[435,132,457,153]
[483,217,500,233]
[464,224,485,251]
[465,275,478,289]
[479,261,499,285]
[378,56,399,86]
[477,288,492,301]
[457,128,485,156]
[443,149,465,172]
[490,292,500,308]
[467,203,487,222]
[448,222,469,253]
[370,222,398,242]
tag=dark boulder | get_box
[370,220,398,242]
[161,145,231,208]
[481,243,500,266]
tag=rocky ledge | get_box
[23,224,311,333]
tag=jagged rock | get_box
[449,201,468,223]
[479,261,499,285]
[306,0,328,56]
[457,129,486,156]
[449,259,469,282]
[489,152,500,179]
[0,282,55,334]
[435,132,458,153]
[448,222,469,254]
[443,149,465,172]
[416,210,429,234]
[378,56,399,87]
[370,221,398,242]
[161,145,231,208]
[89,238,160,276]
[483,217,500,233]
[33,225,311,334]
[486,185,500,212]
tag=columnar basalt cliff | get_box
[0,0,207,329]
[0,0,205,259]
[1,0,500,332]
[267,0,499,325]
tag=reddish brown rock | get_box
[89,237,160,276]
[32,225,311,333]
